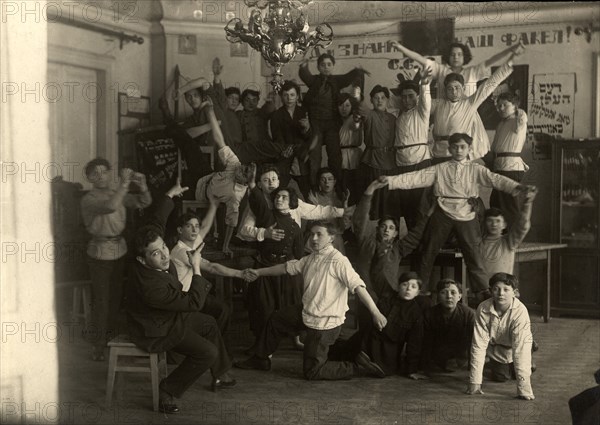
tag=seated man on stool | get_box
[125,182,236,414]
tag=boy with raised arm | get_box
[235,221,388,380]
[428,48,524,161]
[125,181,236,414]
[193,99,254,256]
[392,67,433,229]
[299,53,369,185]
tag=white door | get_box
[48,62,98,185]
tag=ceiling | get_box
[80,1,595,24]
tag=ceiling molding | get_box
[46,2,153,36]
[160,19,225,37]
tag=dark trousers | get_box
[395,159,433,230]
[255,304,355,380]
[291,174,311,199]
[201,295,232,355]
[232,140,285,165]
[87,256,125,349]
[161,312,231,398]
[309,119,342,186]
[490,170,524,228]
[419,207,488,292]
[341,169,360,206]
[488,358,516,382]
[246,276,278,339]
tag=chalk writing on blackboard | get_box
[135,133,179,193]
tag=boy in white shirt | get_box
[235,221,388,380]
[379,133,535,300]
[466,272,534,400]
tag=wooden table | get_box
[424,243,567,322]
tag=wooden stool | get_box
[106,335,168,412]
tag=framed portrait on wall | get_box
[178,35,197,55]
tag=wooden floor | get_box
[57,307,599,425]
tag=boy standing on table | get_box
[378,133,536,301]
[234,221,388,381]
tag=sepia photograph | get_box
[1,1,599,424]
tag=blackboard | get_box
[135,128,179,195]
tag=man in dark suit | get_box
[125,182,236,414]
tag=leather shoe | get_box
[158,400,179,414]
[355,351,385,378]
[211,377,237,392]
[234,356,271,371]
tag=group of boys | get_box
[89,44,539,414]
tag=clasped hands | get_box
[241,268,260,282]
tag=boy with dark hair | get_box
[337,92,363,205]
[486,91,529,227]
[428,49,523,161]
[356,84,397,219]
[392,68,433,229]
[379,133,536,299]
[81,160,152,361]
[234,221,388,381]
[171,201,245,293]
[299,53,369,185]
[391,41,524,161]
[466,272,534,400]
[224,86,241,111]
[125,181,236,414]
[479,186,536,280]
[236,164,346,243]
[269,79,316,190]
[368,271,428,379]
[422,279,475,373]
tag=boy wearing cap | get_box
[356,84,397,220]
[422,279,475,373]
[466,273,535,400]
[392,68,433,229]
[379,133,536,300]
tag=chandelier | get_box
[224,0,333,91]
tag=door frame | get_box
[48,45,117,170]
